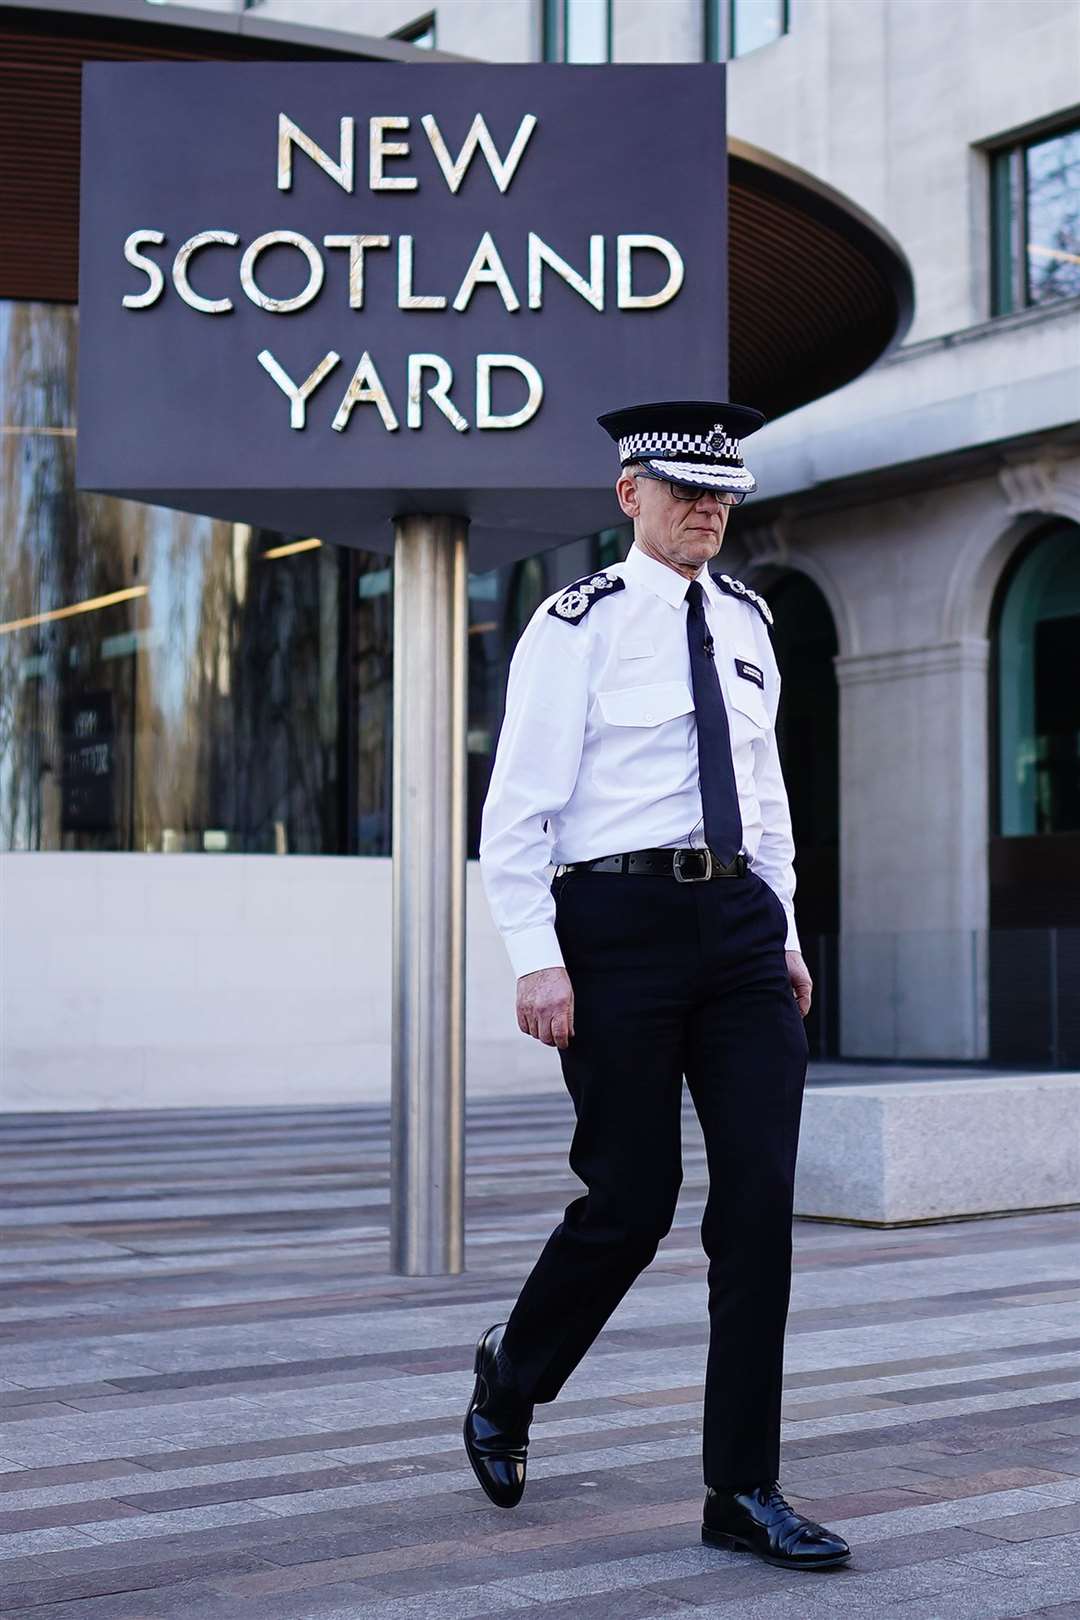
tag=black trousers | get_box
[499,864,809,1490]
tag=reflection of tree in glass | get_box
[0,302,144,851]
[1026,130,1080,305]
[353,554,392,856]
[177,525,343,854]
[0,300,346,855]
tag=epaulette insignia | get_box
[547,571,625,625]
[712,571,774,628]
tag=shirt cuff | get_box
[784,912,801,954]
[506,924,566,979]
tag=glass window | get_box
[393,11,436,49]
[506,556,549,631]
[466,566,503,858]
[1026,127,1080,306]
[464,537,597,856]
[594,526,629,570]
[731,0,788,56]
[705,0,789,59]
[544,0,612,62]
[350,554,393,855]
[0,300,354,855]
[990,121,1080,315]
[0,301,634,862]
[996,523,1080,837]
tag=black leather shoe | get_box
[463,1322,533,1508]
[702,1479,851,1570]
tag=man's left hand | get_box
[785,950,813,1018]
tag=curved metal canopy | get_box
[728,137,914,420]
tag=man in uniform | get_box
[464,401,851,1573]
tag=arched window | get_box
[995,521,1080,837]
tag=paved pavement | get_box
[1,1094,1079,1619]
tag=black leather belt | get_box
[554,848,749,882]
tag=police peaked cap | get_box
[597,399,767,497]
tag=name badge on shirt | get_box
[734,657,764,689]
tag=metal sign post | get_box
[390,514,468,1274]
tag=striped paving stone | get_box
[1,1094,1079,1618]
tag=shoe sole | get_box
[463,1325,522,1510]
[702,1524,851,1569]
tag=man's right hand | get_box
[517,966,575,1049]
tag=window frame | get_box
[988,113,1080,318]
[704,0,790,61]
[543,0,613,63]
[392,11,437,48]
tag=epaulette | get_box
[711,571,773,628]
[547,570,625,626]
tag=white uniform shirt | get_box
[479,541,801,977]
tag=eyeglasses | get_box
[631,471,745,507]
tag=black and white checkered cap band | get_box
[618,427,742,464]
[646,457,756,491]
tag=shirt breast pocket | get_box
[726,678,770,738]
[597,680,695,728]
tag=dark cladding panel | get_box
[0,9,364,304]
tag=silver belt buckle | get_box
[673,848,713,883]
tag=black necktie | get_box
[685,578,743,862]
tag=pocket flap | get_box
[598,680,695,727]
[726,679,769,730]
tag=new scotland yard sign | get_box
[76,62,728,568]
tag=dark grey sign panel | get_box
[77,62,727,567]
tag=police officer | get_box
[463,402,851,1573]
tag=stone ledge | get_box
[794,1073,1080,1226]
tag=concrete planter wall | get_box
[794,1074,1080,1224]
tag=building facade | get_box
[716,0,1080,1066]
[2,0,1078,1107]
